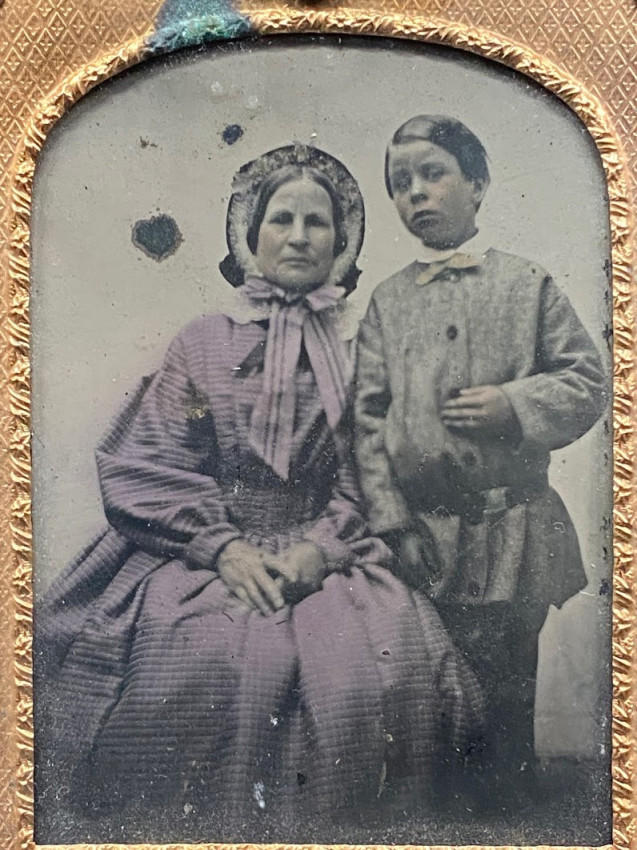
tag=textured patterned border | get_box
[7,8,635,850]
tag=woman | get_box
[36,145,483,843]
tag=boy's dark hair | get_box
[385,115,490,198]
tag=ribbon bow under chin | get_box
[242,276,352,481]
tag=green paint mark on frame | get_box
[149,0,252,53]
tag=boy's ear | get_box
[471,175,490,207]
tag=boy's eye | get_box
[420,165,446,181]
[391,172,411,193]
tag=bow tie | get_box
[415,252,483,286]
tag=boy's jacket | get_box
[355,249,607,607]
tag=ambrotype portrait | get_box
[31,37,612,846]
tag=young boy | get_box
[354,115,607,797]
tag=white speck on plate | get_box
[253,780,266,809]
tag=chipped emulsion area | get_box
[132,213,184,261]
[222,123,244,145]
[131,1,252,260]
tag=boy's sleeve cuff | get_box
[499,381,542,446]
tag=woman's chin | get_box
[274,275,326,293]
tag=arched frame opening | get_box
[8,10,634,849]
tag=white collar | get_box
[419,231,490,264]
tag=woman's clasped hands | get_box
[217,539,327,615]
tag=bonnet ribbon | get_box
[242,275,352,481]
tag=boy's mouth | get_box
[412,210,441,225]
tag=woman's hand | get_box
[440,385,518,440]
[264,542,327,605]
[217,540,285,616]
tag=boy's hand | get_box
[440,385,519,440]
[381,528,442,592]
[398,530,443,591]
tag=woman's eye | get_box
[306,215,329,228]
[268,211,293,226]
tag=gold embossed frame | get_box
[1,1,634,849]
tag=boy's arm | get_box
[500,275,608,450]
[354,296,412,534]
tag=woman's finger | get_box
[264,554,296,584]
[243,578,273,617]
[233,585,256,611]
[253,566,285,611]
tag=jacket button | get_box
[468,581,481,597]
[462,451,477,467]
[446,324,458,340]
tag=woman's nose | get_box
[288,218,309,246]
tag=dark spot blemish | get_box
[222,123,244,146]
[381,648,390,656]
[297,772,306,787]
[132,214,183,262]
[602,323,613,344]
[599,579,610,596]
[603,258,611,277]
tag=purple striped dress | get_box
[36,312,484,843]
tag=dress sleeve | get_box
[353,295,412,534]
[500,276,608,450]
[302,416,393,572]
[95,330,241,569]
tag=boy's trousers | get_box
[435,600,550,786]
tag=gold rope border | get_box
[9,8,634,850]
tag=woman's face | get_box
[254,177,337,292]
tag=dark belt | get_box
[421,478,548,525]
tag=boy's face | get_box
[387,140,487,250]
